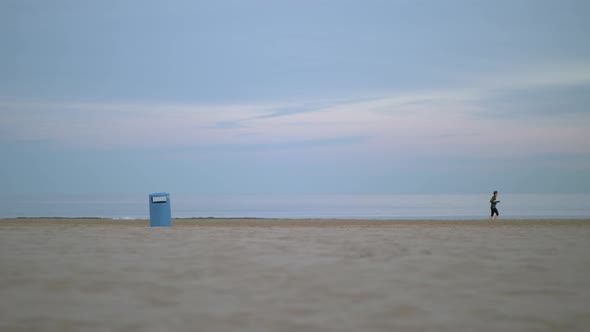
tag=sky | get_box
[1,0,589,194]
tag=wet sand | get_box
[1,218,590,331]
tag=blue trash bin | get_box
[149,193,172,227]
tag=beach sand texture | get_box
[1,218,590,331]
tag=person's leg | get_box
[490,208,494,219]
[493,208,499,220]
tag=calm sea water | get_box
[0,193,588,219]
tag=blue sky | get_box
[1,0,589,194]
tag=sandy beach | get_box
[1,218,590,331]
[3,217,590,227]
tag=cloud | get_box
[168,135,371,154]
[254,105,321,119]
[480,60,590,91]
[213,120,242,129]
[1,60,589,158]
[478,84,590,119]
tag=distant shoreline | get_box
[2,193,588,220]
[2,218,589,227]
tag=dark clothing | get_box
[490,207,499,217]
[490,195,499,209]
[490,195,500,217]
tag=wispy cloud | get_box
[479,60,590,91]
[165,135,370,154]
[1,60,589,158]
[254,105,321,119]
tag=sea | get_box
[0,193,588,219]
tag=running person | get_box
[490,191,500,220]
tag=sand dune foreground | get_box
[1,218,589,331]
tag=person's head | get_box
[493,191,498,196]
